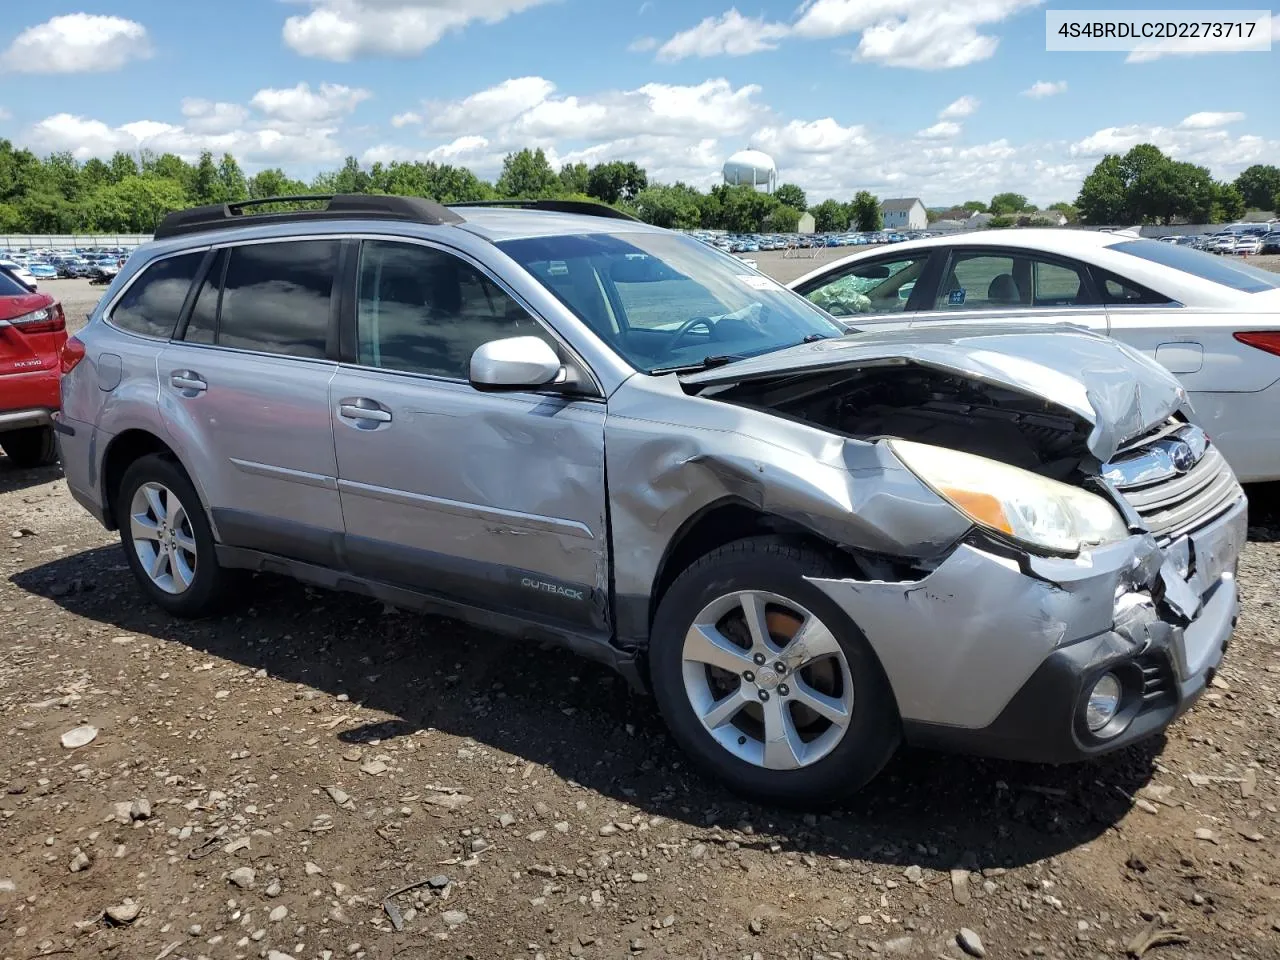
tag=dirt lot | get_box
[4,261,1280,960]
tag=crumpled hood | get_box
[682,322,1191,462]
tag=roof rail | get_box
[153,194,464,239]
[449,199,641,222]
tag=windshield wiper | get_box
[651,354,744,374]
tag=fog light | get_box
[1086,673,1123,733]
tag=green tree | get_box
[81,158,112,190]
[558,162,590,195]
[145,153,194,190]
[773,183,807,212]
[1076,154,1128,224]
[82,175,187,232]
[191,151,221,205]
[217,154,248,202]
[1233,165,1280,211]
[810,198,848,233]
[989,192,1031,215]
[764,205,801,232]
[108,151,139,183]
[632,182,702,229]
[849,191,881,232]
[986,215,1016,229]
[1211,182,1246,223]
[496,148,559,198]
[586,161,647,204]
[961,200,988,213]
[332,156,371,194]
[248,168,309,199]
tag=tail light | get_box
[7,301,65,334]
[61,336,86,374]
[1233,331,1280,358]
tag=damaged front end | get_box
[665,324,1247,762]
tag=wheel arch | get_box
[638,498,863,649]
[100,429,212,533]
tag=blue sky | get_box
[0,1,1276,205]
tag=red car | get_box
[0,266,66,468]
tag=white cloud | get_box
[0,107,11,121]
[22,81,376,167]
[655,9,791,61]
[793,0,1042,68]
[628,36,659,52]
[390,111,423,128]
[1022,80,1067,98]
[1179,111,1245,130]
[917,120,961,139]
[938,95,978,119]
[0,13,151,74]
[283,0,554,60]
[181,99,251,135]
[250,82,371,123]
[646,0,1040,68]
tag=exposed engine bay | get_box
[705,362,1099,482]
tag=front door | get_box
[158,238,345,566]
[330,238,610,633]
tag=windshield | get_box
[1111,239,1280,293]
[497,232,844,372]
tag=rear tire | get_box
[0,426,57,468]
[117,454,229,617]
[649,536,900,807]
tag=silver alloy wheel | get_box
[681,590,854,770]
[129,482,198,595]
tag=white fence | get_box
[1,234,153,251]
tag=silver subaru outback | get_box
[55,195,1246,805]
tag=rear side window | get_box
[183,249,224,345]
[110,252,204,339]
[199,240,338,359]
[1093,269,1171,305]
[1111,239,1280,293]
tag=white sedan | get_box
[789,229,1280,482]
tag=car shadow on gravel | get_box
[0,458,62,495]
[14,544,1164,873]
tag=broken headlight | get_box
[889,439,1129,554]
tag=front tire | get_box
[1,426,57,468]
[649,536,900,806]
[117,454,228,617]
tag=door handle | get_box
[170,371,207,393]
[338,398,392,424]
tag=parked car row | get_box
[1,246,130,288]
[687,229,935,256]
[1158,223,1280,257]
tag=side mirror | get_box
[469,336,563,390]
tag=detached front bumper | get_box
[807,495,1246,765]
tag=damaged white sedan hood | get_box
[682,322,1191,462]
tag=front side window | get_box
[356,240,553,379]
[214,241,338,358]
[801,255,930,317]
[110,252,204,339]
[499,232,843,373]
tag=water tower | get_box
[722,149,777,193]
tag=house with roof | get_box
[879,198,927,231]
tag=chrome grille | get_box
[1104,424,1243,541]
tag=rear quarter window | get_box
[1111,239,1280,294]
[110,252,205,339]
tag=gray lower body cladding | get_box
[806,497,1246,761]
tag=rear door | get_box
[157,238,346,566]
[329,238,610,633]
[906,248,1110,332]
[0,269,61,391]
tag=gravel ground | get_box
[2,258,1280,960]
